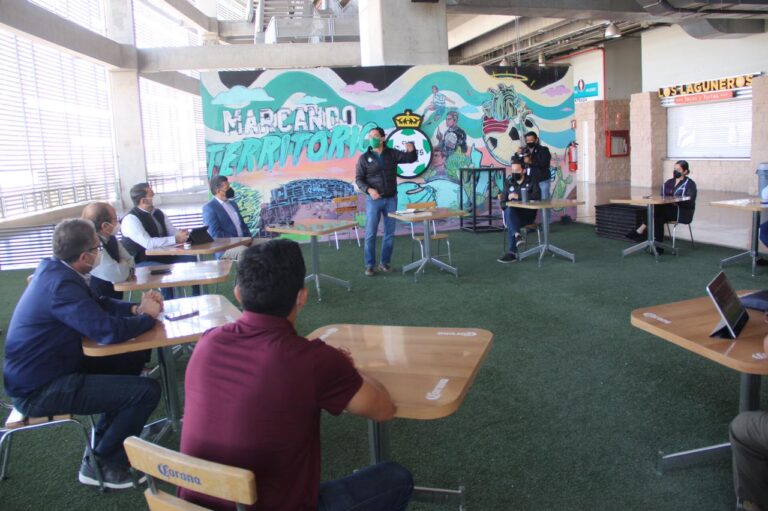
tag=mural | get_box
[201,65,576,235]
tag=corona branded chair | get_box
[331,195,361,249]
[124,436,257,510]
[0,400,103,490]
[408,201,452,265]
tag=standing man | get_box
[121,183,196,299]
[202,176,256,261]
[355,126,417,276]
[524,131,552,201]
[3,219,162,489]
[82,202,134,299]
[180,239,413,510]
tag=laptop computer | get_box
[187,226,214,245]
[706,271,749,339]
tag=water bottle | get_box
[521,187,529,203]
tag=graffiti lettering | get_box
[208,122,376,175]
[223,106,358,136]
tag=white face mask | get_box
[151,195,162,206]
[90,250,102,270]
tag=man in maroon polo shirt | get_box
[180,239,413,511]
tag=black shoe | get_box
[79,455,145,490]
[655,247,665,255]
[514,234,524,248]
[497,253,518,264]
[625,229,641,241]
[756,258,768,267]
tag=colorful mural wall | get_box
[201,65,576,234]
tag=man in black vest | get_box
[121,183,197,300]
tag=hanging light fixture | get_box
[605,22,622,39]
[538,53,546,67]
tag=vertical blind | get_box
[134,0,207,194]
[0,0,116,219]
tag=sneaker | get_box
[79,455,145,490]
[497,253,518,264]
[514,233,524,248]
[757,258,768,267]
[364,267,375,277]
[378,263,393,273]
[625,229,641,241]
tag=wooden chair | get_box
[331,195,361,250]
[124,436,257,511]
[408,201,452,265]
[0,400,103,489]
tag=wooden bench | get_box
[4,407,73,429]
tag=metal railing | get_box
[0,184,114,220]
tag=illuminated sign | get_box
[673,90,734,105]
[658,74,755,98]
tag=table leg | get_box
[720,211,761,276]
[657,373,761,474]
[518,207,577,265]
[153,346,182,436]
[401,219,459,278]
[303,235,351,301]
[622,204,675,260]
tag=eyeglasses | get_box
[86,244,104,254]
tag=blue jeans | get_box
[364,196,397,268]
[539,180,551,201]
[13,371,160,469]
[137,255,200,300]
[318,461,413,511]
[504,207,535,253]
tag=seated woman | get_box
[626,160,697,253]
[498,156,540,263]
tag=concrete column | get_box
[358,0,448,66]
[196,0,219,45]
[752,75,768,182]
[630,92,666,189]
[105,0,148,210]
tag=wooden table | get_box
[388,208,467,278]
[610,196,689,260]
[307,323,493,505]
[83,295,242,435]
[145,237,251,262]
[266,219,357,301]
[631,293,768,473]
[711,198,768,276]
[505,199,585,265]
[113,260,232,295]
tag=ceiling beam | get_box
[155,0,218,33]
[0,0,135,69]
[445,0,649,21]
[140,71,201,96]
[138,42,361,72]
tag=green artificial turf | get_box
[1,223,762,510]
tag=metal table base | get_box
[368,420,466,509]
[518,208,577,266]
[305,235,351,301]
[402,218,459,278]
[657,373,761,473]
[720,210,762,276]
[621,203,676,261]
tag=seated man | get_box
[121,182,198,299]
[730,411,768,511]
[202,176,255,261]
[82,202,134,299]
[180,239,413,510]
[3,219,162,489]
[497,156,540,264]
[626,160,697,254]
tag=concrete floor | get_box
[575,181,759,251]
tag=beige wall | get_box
[574,100,631,183]
[630,92,666,189]
[752,75,768,182]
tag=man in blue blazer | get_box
[202,176,255,260]
[3,219,163,490]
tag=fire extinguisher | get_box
[566,141,578,172]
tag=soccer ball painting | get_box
[386,128,433,179]
[481,84,538,166]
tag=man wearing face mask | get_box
[626,160,697,253]
[82,202,134,299]
[121,182,197,299]
[497,155,540,263]
[522,131,552,201]
[3,219,163,490]
[202,176,258,261]
[355,126,418,276]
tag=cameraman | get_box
[522,132,552,200]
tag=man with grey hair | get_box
[82,202,134,299]
[3,218,163,490]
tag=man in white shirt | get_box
[121,183,196,300]
[202,176,257,261]
[81,202,134,299]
